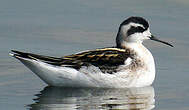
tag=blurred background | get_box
[0,0,189,109]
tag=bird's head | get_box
[116,16,173,48]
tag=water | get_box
[29,86,155,110]
[0,0,189,109]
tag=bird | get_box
[10,16,173,88]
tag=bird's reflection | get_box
[28,86,155,110]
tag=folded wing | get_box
[11,48,133,74]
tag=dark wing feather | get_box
[11,50,63,65]
[11,48,133,74]
[61,48,133,73]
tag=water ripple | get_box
[28,86,155,110]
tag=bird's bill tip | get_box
[150,35,173,47]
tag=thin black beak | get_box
[150,35,173,47]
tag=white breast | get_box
[125,43,155,87]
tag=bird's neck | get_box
[121,41,155,72]
[121,41,152,60]
[116,31,155,70]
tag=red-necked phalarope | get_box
[10,17,173,88]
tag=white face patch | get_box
[142,28,151,40]
[120,23,145,37]
[122,26,151,43]
[118,22,152,45]
[130,23,145,28]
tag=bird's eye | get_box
[137,26,145,30]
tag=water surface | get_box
[29,86,154,110]
[0,0,189,109]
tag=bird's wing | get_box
[11,48,133,74]
[61,48,133,73]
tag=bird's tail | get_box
[9,50,92,87]
[10,50,62,65]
